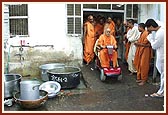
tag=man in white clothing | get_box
[126,19,140,75]
[145,19,164,97]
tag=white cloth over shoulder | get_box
[126,26,139,73]
[127,26,140,42]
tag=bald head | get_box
[123,21,127,25]
[105,28,111,36]
[88,15,94,23]
[107,17,112,23]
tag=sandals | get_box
[150,93,164,98]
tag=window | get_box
[126,4,138,22]
[9,4,28,36]
[133,4,138,18]
[83,4,97,9]
[126,4,132,18]
[67,4,81,35]
[98,4,111,9]
[112,4,124,10]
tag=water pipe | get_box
[6,45,11,74]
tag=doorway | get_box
[83,11,124,24]
[83,11,125,61]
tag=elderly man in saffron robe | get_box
[83,15,96,65]
[133,23,152,85]
[97,28,118,68]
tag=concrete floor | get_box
[3,60,165,112]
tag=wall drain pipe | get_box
[5,45,11,74]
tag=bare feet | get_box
[136,80,142,83]
[138,81,146,86]
[150,93,164,98]
[129,72,133,75]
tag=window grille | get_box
[83,4,97,9]
[133,4,138,18]
[126,4,138,22]
[9,4,28,36]
[112,4,124,10]
[67,4,81,35]
[98,4,111,9]
[126,4,132,18]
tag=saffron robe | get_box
[83,21,95,64]
[133,30,152,81]
[95,23,104,40]
[97,34,118,68]
[124,27,131,61]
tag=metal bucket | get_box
[20,80,40,100]
[39,63,65,81]
[4,74,22,98]
[47,66,81,89]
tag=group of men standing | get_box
[124,18,164,98]
[83,15,164,98]
[124,19,152,86]
[83,15,120,68]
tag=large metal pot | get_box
[14,90,48,109]
[20,80,40,100]
[39,63,65,81]
[4,74,22,98]
[47,66,81,89]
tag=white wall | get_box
[138,4,148,23]
[28,3,68,52]
[139,3,165,23]
[160,3,165,22]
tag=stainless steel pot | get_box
[4,74,22,98]
[20,80,40,100]
[39,63,65,81]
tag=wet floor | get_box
[3,60,164,112]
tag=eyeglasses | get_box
[106,31,111,33]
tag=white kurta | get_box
[127,26,140,73]
[147,21,164,95]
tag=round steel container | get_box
[4,74,22,98]
[47,66,81,89]
[39,63,65,81]
[20,80,40,100]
